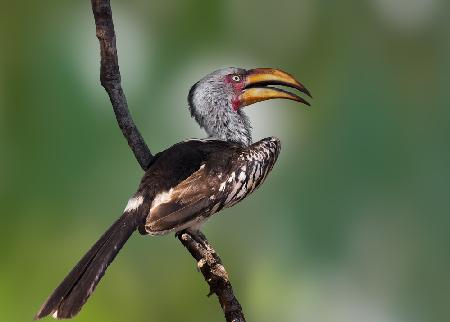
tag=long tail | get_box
[35,197,148,320]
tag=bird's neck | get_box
[188,86,253,146]
[204,109,252,146]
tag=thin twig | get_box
[91,0,153,170]
[90,1,246,321]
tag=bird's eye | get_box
[232,75,241,82]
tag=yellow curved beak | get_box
[239,68,311,108]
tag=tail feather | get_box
[35,205,145,320]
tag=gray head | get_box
[188,67,312,146]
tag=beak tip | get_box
[301,87,313,99]
[295,96,311,106]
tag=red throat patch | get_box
[231,98,240,111]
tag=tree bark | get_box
[90,1,246,321]
[91,0,153,171]
[178,231,246,322]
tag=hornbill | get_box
[35,67,311,320]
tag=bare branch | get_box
[178,231,246,322]
[90,1,246,321]
[91,0,153,170]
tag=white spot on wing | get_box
[226,181,243,203]
[51,310,58,319]
[236,186,247,199]
[151,188,174,211]
[251,164,261,191]
[255,165,262,181]
[124,195,144,212]
[246,165,256,190]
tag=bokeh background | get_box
[1,1,449,321]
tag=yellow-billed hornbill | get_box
[35,67,311,320]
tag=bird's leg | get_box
[177,228,208,249]
[189,229,208,247]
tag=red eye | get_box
[231,75,241,82]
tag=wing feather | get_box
[145,165,221,234]
[144,137,281,235]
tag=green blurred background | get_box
[1,0,449,321]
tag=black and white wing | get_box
[144,137,281,235]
